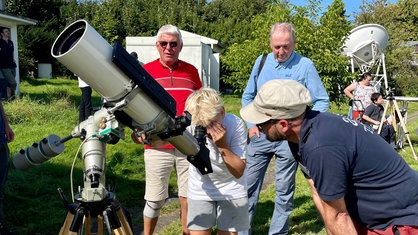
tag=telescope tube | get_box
[51,20,199,157]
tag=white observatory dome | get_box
[342,24,389,68]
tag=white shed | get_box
[126,30,224,90]
[0,6,37,96]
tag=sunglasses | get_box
[256,119,278,132]
[158,41,178,48]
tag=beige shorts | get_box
[144,148,189,201]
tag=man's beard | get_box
[266,132,286,142]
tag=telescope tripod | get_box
[378,95,417,160]
[58,189,133,235]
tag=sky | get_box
[290,0,398,19]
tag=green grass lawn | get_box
[3,77,418,234]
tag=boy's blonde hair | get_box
[185,88,223,127]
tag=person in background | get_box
[184,88,250,235]
[130,51,144,66]
[131,24,202,235]
[240,79,418,235]
[240,22,329,235]
[343,72,376,121]
[0,68,7,100]
[0,102,15,235]
[0,27,17,100]
[130,51,138,61]
[78,77,92,123]
[362,92,396,148]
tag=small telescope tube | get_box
[13,134,65,170]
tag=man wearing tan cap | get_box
[240,79,418,235]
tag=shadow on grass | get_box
[291,195,324,234]
[251,195,324,234]
[23,78,75,87]
[407,138,418,145]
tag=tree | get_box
[309,0,352,101]
[60,0,101,24]
[6,0,67,77]
[200,0,270,47]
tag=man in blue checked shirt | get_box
[240,22,329,235]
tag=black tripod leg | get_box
[59,212,78,235]
[121,207,132,229]
[59,207,86,235]
[116,207,134,235]
[102,206,133,235]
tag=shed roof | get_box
[179,30,225,53]
[0,11,37,25]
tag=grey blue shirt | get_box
[242,52,329,127]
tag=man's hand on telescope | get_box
[131,131,169,148]
[131,131,147,145]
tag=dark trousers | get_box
[380,124,395,144]
[79,86,92,123]
[0,143,10,223]
[0,79,7,100]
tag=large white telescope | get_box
[341,24,389,92]
[50,19,199,156]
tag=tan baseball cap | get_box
[240,79,312,124]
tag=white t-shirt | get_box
[78,77,89,88]
[187,113,248,201]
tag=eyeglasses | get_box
[256,119,278,132]
[158,41,178,48]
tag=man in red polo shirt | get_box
[132,24,202,235]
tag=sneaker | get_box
[0,223,17,235]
